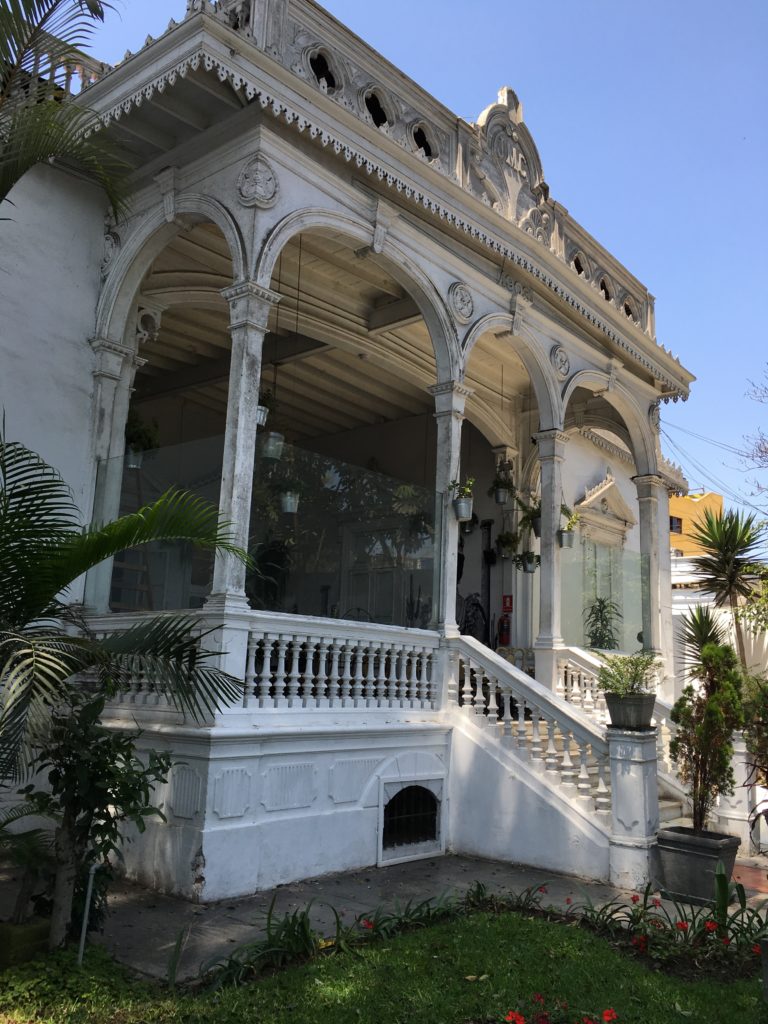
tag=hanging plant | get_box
[516,496,542,539]
[496,530,519,559]
[488,464,515,505]
[256,388,274,428]
[450,478,475,522]
[124,411,159,470]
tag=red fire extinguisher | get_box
[498,612,511,647]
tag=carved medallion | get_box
[648,402,661,431]
[101,229,120,277]
[448,282,474,324]
[550,345,570,379]
[237,154,279,208]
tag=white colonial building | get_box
[3,0,722,900]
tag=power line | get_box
[661,420,748,458]
[660,428,766,516]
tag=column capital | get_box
[534,428,569,459]
[428,380,473,416]
[89,336,136,381]
[632,473,666,497]
[221,280,281,330]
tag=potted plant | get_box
[496,530,519,559]
[256,388,274,428]
[488,467,514,506]
[451,478,475,522]
[584,596,622,650]
[658,642,744,904]
[124,410,159,470]
[262,431,285,461]
[516,550,539,574]
[596,651,659,730]
[516,496,542,539]
[558,504,580,548]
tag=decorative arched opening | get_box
[457,317,559,656]
[382,785,438,850]
[559,377,659,653]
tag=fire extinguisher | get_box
[498,613,511,647]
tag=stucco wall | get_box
[0,164,105,549]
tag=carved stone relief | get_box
[550,345,570,380]
[168,765,202,820]
[448,282,474,323]
[237,154,279,207]
[519,206,552,246]
[213,767,252,819]
[262,763,316,811]
[101,228,120,278]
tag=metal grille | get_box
[383,786,438,848]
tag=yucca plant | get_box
[689,509,766,670]
[0,0,127,216]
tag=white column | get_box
[716,734,755,849]
[633,473,665,656]
[83,337,145,612]
[608,727,660,889]
[207,281,280,611]
[430,381,472,634]
[533,429,568,689]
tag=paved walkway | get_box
[95,853,768,982]
[3,853,767,982]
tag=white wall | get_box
[0,165,106,570]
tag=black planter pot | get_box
[656,826,741,905]
[531,515,542,539]
[603,692,656,731]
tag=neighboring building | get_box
[1,1,697,898]
[668,491,723,556]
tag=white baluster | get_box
[259,635,274,707]
[498,687,512,742]
[559,730,577,793]
[576,740,595,809]
[327,640,341,707]
[545,717,560,775]
[529,709,545,769]
[315,638,330,708]
[286,636,301,707]
[516,698,528,755]
[377,644,389,705]
[418,648,430,708]
[595,756,612,822]
[352,640,365,706]
[363,644,376,708]
[243,634,257,708]
[460,655,473,707]
[340,642,353,706]
[556,660,565,700]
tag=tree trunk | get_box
[730,594,748,671]
[48,822,78,949]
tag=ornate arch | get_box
[462,312,561,432]
[561,369,658,476]
[95,193,247,348]
[253,206,459,381]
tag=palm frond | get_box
[0,0,109,113]
[92,616,244,720]
[0,100,128,217]
[690,509,764,606]
[678,604,728,660]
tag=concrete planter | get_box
[604,692,656,731]
[656,825,741,905]
[452,496,473,521]
[557,529,575,548]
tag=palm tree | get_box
[689,508,765,670]
[0,0,126,216]
[0,431,249,783]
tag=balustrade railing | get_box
[243,615,440,711]
[449,636,611,822]
[556,648,608,723]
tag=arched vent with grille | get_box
[382,785,438,849]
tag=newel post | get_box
[607,727,660,889]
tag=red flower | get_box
[652,898,661,907]
[705,920,718,933]
[505,1013,526,1024]
[361,918,374,930]
[630,894,640,904]
[538,885,548,894]
[721,937,731,947]
[675,921,689,932]
[753,944,762,955]
[533,994,545,1004]
[602,1011,618,1023]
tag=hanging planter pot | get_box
[521,551,537,574]
[558,529,575,548]
[494,486,510,505]
[262,432,285,460]
[453,496,473,522]
[125,447,143,471]
[279,491,300,514]
[531,515,542,539]
[256,405,269,428]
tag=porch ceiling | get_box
[133,225,534,441]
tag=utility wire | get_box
[661,420,748,458]
[660,428,766,516]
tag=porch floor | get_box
[3,852,765,981]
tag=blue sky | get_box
[90,1,768,512]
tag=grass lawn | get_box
[1,911,766,1024]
